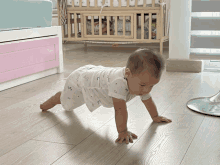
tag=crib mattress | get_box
[0,0,52,31]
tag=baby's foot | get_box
[40,104,48,112]
[40,92,61,112]
[40,97,56,112]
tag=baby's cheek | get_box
[134,85,141,92]
[130,82,139,92]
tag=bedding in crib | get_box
[86,19,157,39]
[73,0,160,7]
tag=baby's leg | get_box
[40,91,61,111]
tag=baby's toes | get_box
[40,104,47,111]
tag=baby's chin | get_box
[127,88,139,95]
[131,92,144,96]
[129,91,139,95]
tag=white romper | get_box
[60,65,151,112]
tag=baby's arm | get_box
[112,97,138,144]
[142,97,158,119]
[112,97,128,133]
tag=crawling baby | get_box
[40,48,172,144]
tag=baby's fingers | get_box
[131,133,138,139]
[162,118,172,123]
[126,136,129,144]
[115,138,120,143]
[119,137,125,144]
[129,135,133,143]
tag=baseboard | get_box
[0,68,59,92]
[166,58,203,73]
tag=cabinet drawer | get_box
[0,37,59,83]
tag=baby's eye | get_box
[140,85,153,88]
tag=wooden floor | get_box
[1,42,220,165]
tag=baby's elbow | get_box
[112,97,127,111]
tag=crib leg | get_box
[160,41,163,55]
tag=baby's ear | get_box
[125,68,130,76]
[125,68,131,73]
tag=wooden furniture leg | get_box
[160,41,163,55]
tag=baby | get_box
[40,48,172,144]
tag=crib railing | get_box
[57,0,168,55]
[69,0,157,10]
[65,12,164,41]
[69,0,156,9]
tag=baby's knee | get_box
[56,91,62,97]
[53,92,62,104]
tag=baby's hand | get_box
[115,130,138,144]
[153,116,172,123]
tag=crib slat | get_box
[149,13,152,40]
[92,16,94,36]
[127,0,129,7]
[74,13,78,38]
[161,0,164,38]
[81,14,84,38]
[143,0,146,7]
[99,16,102,35]
[107,16,110,36]
[80,0,82,7]
[131,15,133,38]
[134,14,137,39]
[123,16,125,36]
[135,0,138,7]
[157,11,160,39]
[62,24,65,39]
[115,16,118,36]
[68,13,71,38]
[95,0,97,7]
[84,16,87,36]
[152,0,155,7]
[141,13,144,40]
[57,0,61,26]
[87,0,89,8]
[72,0,74,8]
[110,0,113,7]
[119,0,121,8]
[102,0,105,6]
[160,0,164,55]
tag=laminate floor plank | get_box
[3,44,218,165]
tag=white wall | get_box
[169,0,191,60]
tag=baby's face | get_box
[125,68,160,96]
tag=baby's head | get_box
[125,48,165,95]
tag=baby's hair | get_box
[126,48,166,79]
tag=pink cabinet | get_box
[0,37,59,83]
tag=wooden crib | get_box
[57,0,169,55]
